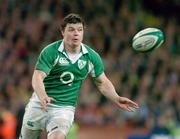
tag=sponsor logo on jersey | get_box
[59,57,69,66]
[78,59,86,70]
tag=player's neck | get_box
[64,44,81,54]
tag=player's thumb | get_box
[49,97,56,102]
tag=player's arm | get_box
[32,70,55,110]
[93,73,139,112]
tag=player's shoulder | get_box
[44,40,62,50]
[83,43,99,56]
[82,43,102,64]
[41,40,62,54]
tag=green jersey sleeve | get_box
[35,45,55,75]
[89,50,104,78]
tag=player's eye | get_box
[68,28,75,32]
[78,28,83,32]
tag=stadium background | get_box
[0,0,179,139]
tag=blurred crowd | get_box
[0,0,180,138]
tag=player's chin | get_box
[72,41,81,47]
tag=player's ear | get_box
[61,30,64,37]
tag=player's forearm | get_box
[32,70,48,100]
[96,78,119,102]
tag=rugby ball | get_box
[132,28,164,52]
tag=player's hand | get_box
[115,97,139,112]
[40,96,56,111]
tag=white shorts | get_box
[21,97,75,137]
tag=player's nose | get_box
[74,29,80,35]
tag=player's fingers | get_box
[117,104,133,112]
[119,97,139,108]
[43,106,47,111]
[122,105,132,112]
[125,106,135,112]
[41,105,47,112]
[127,100,139,108]
[41,100,48,111]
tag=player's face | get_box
[62,23,84,48]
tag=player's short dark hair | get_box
[61,13,85,31]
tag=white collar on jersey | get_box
[58,40,88,54]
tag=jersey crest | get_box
[78,59,86,70]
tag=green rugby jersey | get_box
[35,40,104,106]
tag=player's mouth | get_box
[72,38,79,42]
